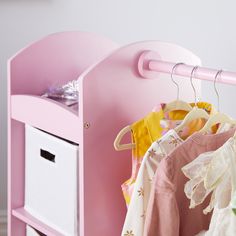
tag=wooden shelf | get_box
[11,95,80,143]
[12,207,64,236]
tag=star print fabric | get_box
[121,129,184,236]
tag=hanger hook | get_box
[190,66,199,107]
[214,69,223,112]
[171,63,185,100]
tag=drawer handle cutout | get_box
[40,149,55,163]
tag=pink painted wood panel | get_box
[12,208,63,236]
[8,31,119,236]
[79,41,201,235]
[9,31,118,96]
[11,95,79,143]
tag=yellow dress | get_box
[122,102,216,206]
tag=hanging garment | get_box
[182,134,236,236]
[122,129,184,236]
[122,102,215,206]
[182,125,236,211]
[144,128,235,236]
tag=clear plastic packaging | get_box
[42,80,79,108]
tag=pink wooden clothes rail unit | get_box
[9,31,236,236]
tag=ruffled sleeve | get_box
[182,147,231,214]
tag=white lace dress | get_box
[182,135,236,236]
[122,129,184,236]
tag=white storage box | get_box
[26,225,46,236]
[24,125,79,235]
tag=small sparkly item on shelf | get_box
[43,80,79,107]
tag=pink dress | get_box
[144,128,235,236]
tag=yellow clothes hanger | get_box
[163,63,193,113]
[200,70,236,133]
[175,66,210,133]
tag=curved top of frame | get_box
[77,40,202,236]
[9,31,119,95]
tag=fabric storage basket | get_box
[26,225,46,236]
[24,125,79,236]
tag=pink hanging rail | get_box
[138,50,236,85]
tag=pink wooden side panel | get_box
[11,95,79,143]
[9,31,119,95]
[8,120,26,236]
[80,41,201,236]
[8,31,118,236]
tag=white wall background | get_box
[1,0,236,234]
